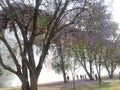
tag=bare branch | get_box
[0,37,21,73]
[0,55,17,74]
[12,23,31,70]
[30,0,42,44]
[57,8,85,31]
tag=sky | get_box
[111,0,120,25]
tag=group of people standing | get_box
[66,74,87,81]
[79,74,87,80]
[66,73,99,81]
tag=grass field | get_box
[0,79,120,90]
[60,80,120,90]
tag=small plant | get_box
[0,68,3,76]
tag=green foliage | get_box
[107,21,119,37]
[0,67,3,76]
[51,58,70,74]
[50,45,71,74]
[63,80,120,90]
[37,15,51,28]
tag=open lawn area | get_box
[0,79,120,90]
[68,80,120,90]
[53,80,120,90]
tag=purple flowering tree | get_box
[69,0,113,82]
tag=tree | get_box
[0,0,88,90]
[65,48,79,90]
[50,43,69,83]
[69,38,95,80]
[68,0,111,81]
[103,44,118,79]
[102,21,119,79]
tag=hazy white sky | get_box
[112,0,120,25]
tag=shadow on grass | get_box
[98,82,111,88]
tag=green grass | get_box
[59,80,120,90]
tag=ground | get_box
[0,77,120,90]
[39,79,120,90]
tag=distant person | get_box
[67,75,69,81]
[80,75,83,80]
[76,75,79,80]
[95,74,98,80]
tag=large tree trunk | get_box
[109,74,113,79]
[22,58,30,90]
[22,80,30,90]
[20,76,37,90]
[89,61,94,80]
[98,72,102,82]
[18,75,30,90]
[30,74,38,90]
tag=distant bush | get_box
[0,67,3,76]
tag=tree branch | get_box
[0,37,21,73]
[0,55,17,74]
[57,8,85,31]
[30,0,42,44]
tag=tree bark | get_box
[109,74,113,79]
[20,75,38,90]
[105,62,116,79]
[96,64,102,83]
[89,61,94,80]
[30,74,38,90]
[98,72,102,82]
[18,75,30,90]
[108,71,114,79]
[58,45,67,83]
[72,76,76,90]
[22,80,30,90]
[83,66,94,80]
[61,61,67,83]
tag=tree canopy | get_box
[0,0,119,89]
